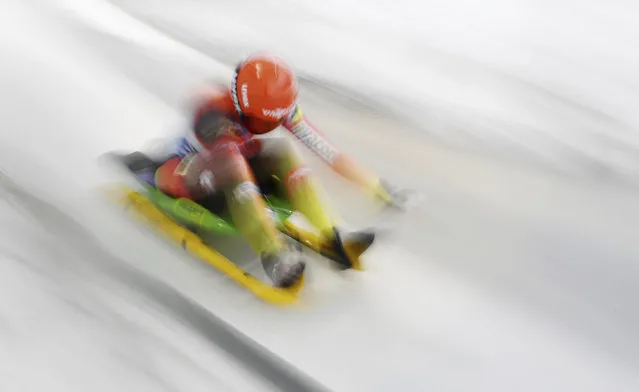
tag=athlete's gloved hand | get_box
[376,179,424,211]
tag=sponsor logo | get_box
[174,153,196,176]
[233,181,260,203]
[178,199,207,219]
[241,83,249,108]
[291,122,338,164]
[262,103,296,119]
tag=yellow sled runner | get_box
[110,184,375,306]
[113,187,304,305]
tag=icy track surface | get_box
[0,193,279,392]
[1,0,639,391]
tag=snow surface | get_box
[0,197,275,392]
[1,0,639,391]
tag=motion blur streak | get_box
[109,0,639,180]
[1,0,638,391]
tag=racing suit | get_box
[154,84,392,257]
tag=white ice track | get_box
[1,0,639,391]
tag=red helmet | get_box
[231,54,299,123]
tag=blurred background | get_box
[1,0,638,391]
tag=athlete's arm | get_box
[282,105,393,204]
[174,85,245,157]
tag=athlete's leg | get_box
[256,137,338,239]
[156,149,303,286]
[156,150,282,254]
[254,139,375,269]
[154,155,193,199]
[214,150,284,256]
[211,148,305,286]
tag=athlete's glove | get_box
[375,179,424,211]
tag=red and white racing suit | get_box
[154,84,391,256]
